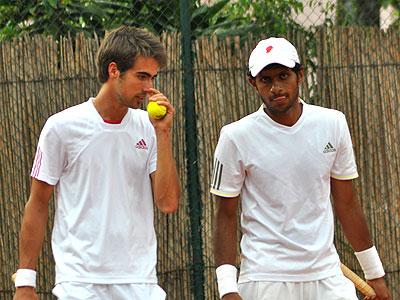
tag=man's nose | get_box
[270,80,282,94]
[144,78,153,90]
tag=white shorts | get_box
[52,282,166,300]
[238,275,359,300]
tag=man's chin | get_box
[127,102,142,109]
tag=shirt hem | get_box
[149,165,157,175]
[55,276,158,285]
[210,188,240,198]
[31,174,58,185]
[330,172,359,180]
[238,268,341,283]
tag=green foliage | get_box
[0,0,306,41]
[206,0,305,38]
[0,0,180,40]
[0,0,398,41]
[191,0,232,37]
[336,0,381,26]
[335,0,399,27]
[380,0,399,9]
[381,0,400,29]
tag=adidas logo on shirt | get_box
[323,142,336,153]
[135,139,148,150]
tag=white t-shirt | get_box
[31,98,158,285]
[210,101,358,283]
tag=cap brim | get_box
[250,57,296,77]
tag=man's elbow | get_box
[159,201,179,214]
[160,205,178,214]
[157,190,180,214]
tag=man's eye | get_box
[280,73,289,79]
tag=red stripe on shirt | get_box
[31,148,42,178]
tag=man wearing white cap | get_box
[211,37,391,300]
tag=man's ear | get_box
[297,67,304,84]
[248,77,256,88]
[108,62,120,79]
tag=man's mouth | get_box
[272,95,287,102]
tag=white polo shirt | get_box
[211,101,358,282]
[31,98,158,285]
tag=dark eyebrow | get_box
[137,71,157,78]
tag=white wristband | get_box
[355,246,385,280]
[14,269,36,288]
[216,264,239,299]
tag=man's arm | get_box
[14,178,54,299]
[148,88,180,214]
[331,178,391,300]
[213,195,242,300]
[331,178,372,250]
[150,126,180,213]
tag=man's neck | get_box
[93,86,128,122]
[265,100,303,127]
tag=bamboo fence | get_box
[0,27,399,299]
[316,26,400,298]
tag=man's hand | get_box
[146,88,175,130]
[222,292,242,300]
[364,277,391,300]
[13,287,38,300]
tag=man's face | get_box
[249,64,303,124]
[114,56,159,109]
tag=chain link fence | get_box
[0,1,399,299]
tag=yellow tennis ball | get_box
[147,101,167,119]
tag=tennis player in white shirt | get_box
[13,26,180,300]
[211,37,390,300]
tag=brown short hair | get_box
[96,26,167,83]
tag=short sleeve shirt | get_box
[211,101,358,282]
[31,98,158,284]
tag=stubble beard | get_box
[264,86,300,117]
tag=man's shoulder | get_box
[222,110,261,135]
[306,102,345,121]
[49,101,89,122]
[44,101,91,134]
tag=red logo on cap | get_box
[266,46,273,53]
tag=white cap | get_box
[248,37,300,77]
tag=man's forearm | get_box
[214,205,238,266]
[153,128,180,213]
[335,200,373,251]
[331,178,373,251]
[18,198,49,269]
[214,198,241,299]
